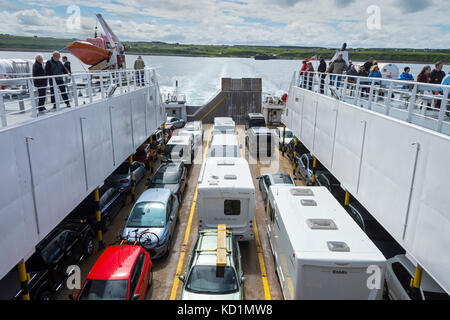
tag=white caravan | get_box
[209,133,240,158]
[197,157,255,241]
[266,186,386,300]
[213,117,236,134]
[246,127,274,158]
[180,121,203,149]
[165,135,193,166]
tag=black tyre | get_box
[148,271,153,288]
[83,236,95,258]
[103,216,111,233]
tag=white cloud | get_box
[4,0,450,48]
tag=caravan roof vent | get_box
[217,159,236,166]
[307,219,338,230]
[224,174,237,180]
[327,241,350,252]
[290,188,314,197]
[301,199,317,206]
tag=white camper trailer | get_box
[246,127,274,158]
[197,157,255,241]
[266,186,386,300]
[165,135,193,166]
[209,133,240,158]
[213,117,236,134]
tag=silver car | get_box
[106,161,146,190]
[384,254,449,300]
[179,229,245,300]
[122,188,179,259]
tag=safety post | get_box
[282,125,286,156]
[94,188,104,249]
[293,137,298,176]
[18,260,30,300]
[344,191,351,207]
[311,156,317,184]
[129,155,135,202]
[410,265,423,300]
[149,135,154,173]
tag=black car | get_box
[146,162,188,202]
[69,186,127,232]
[0,220,95,300]
[245,113,266,130]
[347,201,405,259]
[314,171,346,204]
[286,139,309,163]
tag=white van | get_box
[165,135,193,166]
[266,186,386,300]
[209,133,240,158]
[246,127,273,158]
[180,121,203,149]
[213,117,236,134]
[197,157,255,241]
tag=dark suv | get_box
[0,220,95,300]
[245,113,266,130]
[69,186,127,232]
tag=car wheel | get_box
[148,271,153,288]
[39,290,53,301]
[103,216,111,233]
[83,236,95,258]
[166,237,172,256]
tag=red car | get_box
[76,245,152,300]
[161,124,175,143]
[135,144,157,169]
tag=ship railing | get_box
[0,68,157,128]
[291,71,450,135]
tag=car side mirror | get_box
[241,276,247,284]
[68,294,75,301]
[178,275,185,282]
[132,294,140,300]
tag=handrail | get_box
[291,71,450,135]
[0,68,157,128]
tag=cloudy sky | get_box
[0,0,449,48]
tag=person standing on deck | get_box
[300,60,308,88]
[45,51,71,109]
[134,56,146,86]
[417,65,431,83]
[62,56,72,75]
[306,62,315,90]
[332,53,347,88]
[364,57,374,75]
[32,54,48,114]
[318,56,327,94]
[441,72,450,115]
[369,65,382,78]
[346,64,358,96]
[430,62,446,109]
[400,67,414,81]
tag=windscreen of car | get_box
[114,163,130,175]
[249,119,266,127]
[135,149,147,157]
[152,167,180,184]
[78,279,128,300]
[186,266,238,294]
[272,174,294,185]
[127,202,166,228]
[210,146,239,158]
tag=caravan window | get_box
[224,200,241,216]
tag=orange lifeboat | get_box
[67,41,111,66]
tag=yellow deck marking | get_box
[199,96,226,121]
[238,128,271,300]
[169,125,213,300]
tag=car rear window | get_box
[114,163,129,175]
[78,279,128,300]
[135,149,146,157]
[186,266,238,294]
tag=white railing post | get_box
[28,79,38,118]
[118,71,123,94]
[87,74,93,104]
[324,74,330,96]
[342,75,348,99]
[72,74,79,107]
[52,77,61,111]
[100,72,105,100]
[0,92,7,127]
[354,77,361,105]
[133,71,137,91]
[407,84,418,123]
[126,71,130,92]
[367,79,375,110]
[385,81,394,115]
[436,87,449,133]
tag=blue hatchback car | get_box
[122,188,179,259]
